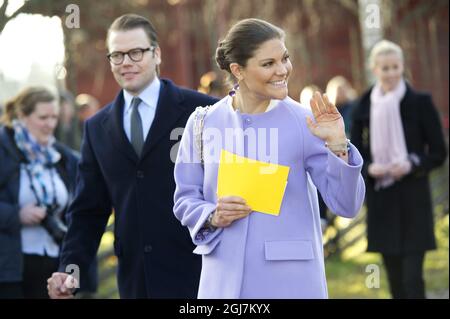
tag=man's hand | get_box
[47,272,78,299]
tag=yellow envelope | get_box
[217,149,290,216]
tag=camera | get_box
[41,204,67,245]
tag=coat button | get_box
[245,118,252,124]
[136,170,144,178]
[144,245,152,253]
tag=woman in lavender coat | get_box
[173,18,365,299]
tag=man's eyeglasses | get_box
[107,47,155,65]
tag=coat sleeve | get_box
[298,109,366,218]
[0,201,20,232]
[411,94,448,174]
[173,112,223,248]
[58,120,112,279]
[0,149,20,232]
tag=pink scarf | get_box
[370,79,408,189]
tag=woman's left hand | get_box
[389,161,412,180]
[306,92,347,144]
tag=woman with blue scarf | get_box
[0,87,81,298]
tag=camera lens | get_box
[41,205,67,245]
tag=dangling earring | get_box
[228,82,240,97]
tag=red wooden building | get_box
[66,0,447,129]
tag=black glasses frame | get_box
[107,46,155,65]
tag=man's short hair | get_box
[107,14,159,48]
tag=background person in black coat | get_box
[47,14,218,299]
[351,40,447,299]
[0,87,96,298]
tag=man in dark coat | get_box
[47,14,217,298]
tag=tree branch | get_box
[0,0,10,32]
[0,0,8,18]
[0,0,32,33]
[336,0,359,16]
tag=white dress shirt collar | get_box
[123,76,161,114]
[122,77,161,143]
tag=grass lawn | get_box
[326,214,449,299]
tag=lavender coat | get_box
[173,96,365,298]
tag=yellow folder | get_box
[217,149,290,216]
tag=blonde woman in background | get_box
[351,40,447,299]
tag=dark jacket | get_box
[351,84,447,254]
[59,79,218,298]
[0,126,80,282]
